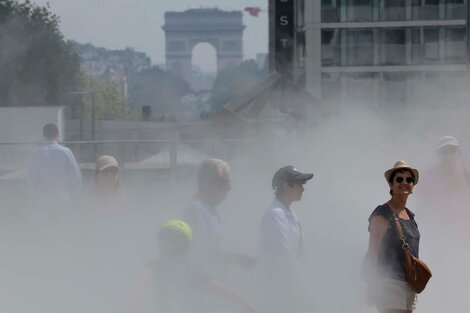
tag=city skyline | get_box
[31,0,268,72]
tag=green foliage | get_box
[210,60,265,112]
[128,66,190,116]
[80,73,134,120]
[0,0,80,106]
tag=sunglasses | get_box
[395,176,414,184]
[101,166,119,175]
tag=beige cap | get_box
[96,155,119,171]
[384,160,419,185]
[436,136,459,151]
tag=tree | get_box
[80,73,133,120]
[0,0,80,106]
[128,66,190,116]
[210,60,266,112]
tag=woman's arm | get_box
[364,215,389,282]
[207,280,257,313]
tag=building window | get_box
[446,0,466,19]
[412,28,439,64]
[423,28,440,62]
[382,0,406,21]
[412,0,439,20]
[321,30,341,66]
[321,72,341,101]
[297,0,305,28]
[322,0,340,22]
[347,29,374,65]
[381,29,406,65]
[347,0,373,22]
[411,28,422,64]
[445,27,467,63]
[380,72,410,107]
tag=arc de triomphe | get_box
[163,9,245,87]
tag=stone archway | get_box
[163,8,245,88]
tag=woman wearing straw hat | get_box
[89,155,127,215]
[364,161,422,313]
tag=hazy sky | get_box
[31,0,268,72]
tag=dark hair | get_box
[43,123,59,140]
[389,169,415,196]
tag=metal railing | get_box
[0,138,252,174]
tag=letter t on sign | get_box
[280,38,289,48]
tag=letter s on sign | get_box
[280,16,289,26]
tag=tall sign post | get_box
[270,0,296,80]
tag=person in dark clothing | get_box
[123,220,257,313]
[364,161,422,313]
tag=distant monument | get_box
[163,8,245,87]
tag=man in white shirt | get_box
[28,123,82,209]
[258,165,313,313]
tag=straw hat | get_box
[384,161,419,185]
[96,155,119,171]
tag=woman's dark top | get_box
[368,204,420,282]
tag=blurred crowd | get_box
[21,123,470,313]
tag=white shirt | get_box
[258,199,306,313]
[183,197,221,257]
[28,141,82,201]
[258,199,302,261]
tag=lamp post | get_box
[90,92,96,141]
[70,90,97,139]
[70,90,97,160]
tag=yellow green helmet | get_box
[160,220,192,243]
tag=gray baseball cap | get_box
[272,165,313,190]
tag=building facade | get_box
[270,0,469,107]
[72,42,152,100]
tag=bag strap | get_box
[386,205,410,251]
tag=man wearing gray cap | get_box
[424,136,470,195]
[416,141,470,312]
[258,165,314,313]
[259,165,313,260]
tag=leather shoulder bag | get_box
[392,213,432,294]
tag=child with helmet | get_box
[124,220,257,313]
